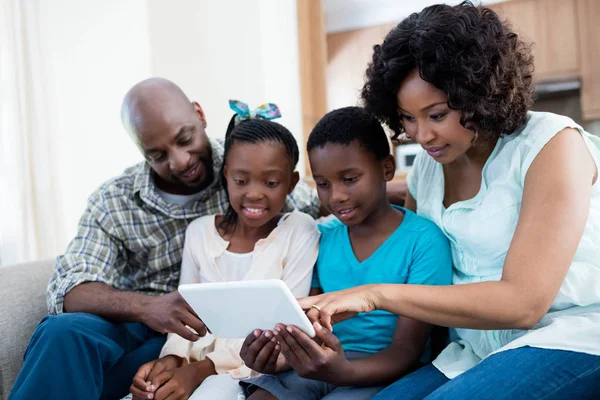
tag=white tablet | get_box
[178,280,316,338]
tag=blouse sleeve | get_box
[280,212,320,298]
[159,219,210,361]
[519,114,590,186]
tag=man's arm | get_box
[47,193,123,315]
[64,282,205,341]
[64,282,141,318]
[50,194,205,340]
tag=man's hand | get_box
[273,322,353,385]
[141,291,207,341]
[130,355,183,400]
[63,283,207,341]
[240,329,290,374]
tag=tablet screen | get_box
[179,280,316,338]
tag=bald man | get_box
[9,78,320,400]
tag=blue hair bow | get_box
[229,99,282,126]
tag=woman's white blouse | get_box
[407,111,600,378]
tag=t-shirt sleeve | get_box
[407,224,452,286]
[160,218,207,361]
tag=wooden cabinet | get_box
[490,0,580,83]
[577,0,600,120]
[326,23,396,110]
[297,0,328,176]
[491,0,600,120]
[300,0,600,151]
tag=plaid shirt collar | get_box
[132,138,226,219]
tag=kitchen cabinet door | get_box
[577,0,600,120]
[491,0,580,83]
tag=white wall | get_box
[258,0,304,174]
[35,0,152,245]
[2,0,305,264]
[324,0,507,33]
[146,0,305,173]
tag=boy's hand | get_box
[273,322,353,385]
[130,355,183,399]
[240,329,290,374]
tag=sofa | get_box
[0,259,54,400]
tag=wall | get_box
[327,23,395,111]
[324,0,507,33]
[1,0,306,264]
[325,0,508,112]
[146,0,305,173]
[325,0,600,138]
[17,0,152,257]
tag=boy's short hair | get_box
[307,106,390,161]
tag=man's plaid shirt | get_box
[47,138,320,314]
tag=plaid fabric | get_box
[47,138,320,314]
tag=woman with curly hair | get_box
[298,2,600,398]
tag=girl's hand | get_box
[147,359,215,400]
[240,329,290,374]
[130,355,183,399]
[273,322,353,385]
[298,285,380,332]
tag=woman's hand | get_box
[273,322,353,385]
[298,284,380,332]
[240,329,290,374]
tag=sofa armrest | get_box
[0,259,54,400]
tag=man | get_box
[9,78,320,400]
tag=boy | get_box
[239,106,452,399]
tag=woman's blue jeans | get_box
[374,346,600,400]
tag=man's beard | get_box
[174,147,214,191]
[194,153,215,191]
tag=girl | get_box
[299,2,600,399]
[129,101,320,400]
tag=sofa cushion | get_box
[0,259,54,400]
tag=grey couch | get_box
[0,259,54,400]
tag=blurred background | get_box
[1,0,599,266]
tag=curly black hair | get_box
[361,1,534,140]
[307,106,390,161]
[219,116,299,235]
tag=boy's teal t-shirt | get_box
[312,206,452,354]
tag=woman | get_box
[299,2,600,398]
